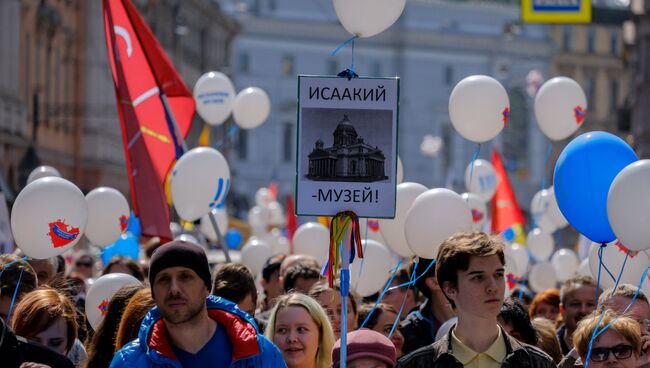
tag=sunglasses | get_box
[590,344,634,362]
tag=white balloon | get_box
[170,147,230,222]
[588,241,649,289]
[350,240,394,297]
[27,165,61,185]
[199,208,229,242]
[505,243,528,278]
[85,273,142,330]
[464,159,497,202]
[232,87,270,129]
[170,222,182,238]
[397,156,404,184]
[241,237,273,276]
[332,0,406,38]
[534,76,587,141]
[529,262,558,293]
[531,187,568,232]
[404,188,473,259]
[379,183,427,258]
[11,177,87,259]
[527,228,554,262]
[293,222,330,266]
[461,193,488,232]
[578,258,591,277]
[175,233,199,245]
[248,206,270,232]
[608,160,650,251]
[255,187,275,208]
[193,71,236,126]
[449,75,509,143]
[551,249,579,282]
[85,187,130,247]
[274,236,291,255]
[267,201,285,227]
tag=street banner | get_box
[522,0,591,23]
[295,76,399,218]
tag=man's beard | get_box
[160,297,204,325]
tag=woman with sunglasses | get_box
[573,309,649,368]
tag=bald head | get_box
[280,254,319,278]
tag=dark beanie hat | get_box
[332,329,396,368]
[149,240,212,293]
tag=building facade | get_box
[220,0,553,215]
[0,0,238,196]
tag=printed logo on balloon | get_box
[119,215,129,232]
[48,220,80,248]
[98,299,109,317]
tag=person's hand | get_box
[19,363,52,368]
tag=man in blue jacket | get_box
[111,240,286,368]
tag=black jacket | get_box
[0,317,74,368]
[396,326,557,368]
[400,299,443,355]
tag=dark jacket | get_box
[0,317,74,368]
[400,299,443,355]
[110,295,286,368]
[396,326,557,368]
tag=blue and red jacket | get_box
[110,295,286,368]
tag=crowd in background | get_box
[0,231,648,368]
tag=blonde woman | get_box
[265,293,335,368]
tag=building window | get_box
[609,79,619,114]
[610,30,619,55]
[562,25,572,51]
[587,28,596,53]
[585,77,595,107]
[283,122,293,162]
[281,55,294,76]
[237,52,250,74]
[371,61,381,76]
[237,128,248,160]
[444,65,453,86]
[327,59,338,75]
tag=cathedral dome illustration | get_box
[307,114,387,182]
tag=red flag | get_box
[491,148,526,243]
[103,0,195,241]
[285,195,298,254]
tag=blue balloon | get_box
[101,234,140,264]
[225,229,242,250]
[126,211,141,238]
[554,131,637,243]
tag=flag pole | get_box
[208,209,232,263]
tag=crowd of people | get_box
[0,231,648,368]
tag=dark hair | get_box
[102,256,145,282]
[411,258,436,300]
[435,232,505,307]
[0,254,38,319]
[262,254,286,282]
[84,284,143,368]
[357,303,397,330]
[283,264,321,293]
[498,298,537,345]
[211,263,257,306]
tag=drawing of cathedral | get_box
[307,114,387,182]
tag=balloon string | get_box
[387,259,436,291]
[7,267,24,323]
[331,35,358,57]
[353,219,370,292]
[389,262,416,339]
[359,260,404,329]
[214,124,240,149]
[468,143,482,187]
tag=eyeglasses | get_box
[590,344,634,362]
[75,261,92,268]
